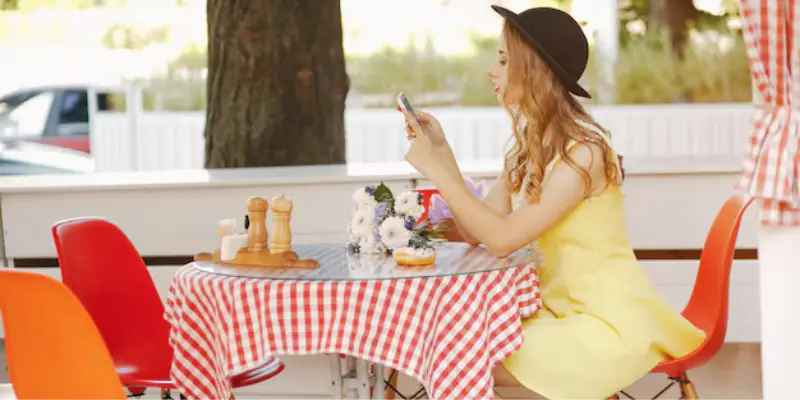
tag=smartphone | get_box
[397,92,421,123]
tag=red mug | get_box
[412,188,440,225]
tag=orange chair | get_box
[614,194,754,400]
[0,270,126,399]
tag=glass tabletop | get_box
[193,242,536,281]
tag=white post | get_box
[569,0,618,103]
[592,0,618,104]
[759,224,800,399]
[87,86,100,172]
[752,58,800,399]
[126,84,144,172]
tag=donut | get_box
[393,246,436,266]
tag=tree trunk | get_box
[648,0,698,57]
[204,0,349,168]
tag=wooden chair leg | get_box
[607,394,620,400]
[385,368,398,400]
[678,372,699,400]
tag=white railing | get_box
[90,103,753,173]
[0,164,762,348]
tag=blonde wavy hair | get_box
[502,21,623,203]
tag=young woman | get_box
[399,6,706,399]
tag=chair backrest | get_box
[681,194,754,361]
[51,217,174,375]
[0,270,125,399]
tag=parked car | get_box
[0,84,123,175]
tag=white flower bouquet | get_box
[347,182,448,255]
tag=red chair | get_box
[52,217,285,398]
[613,195,754,400]
[0,270,126,399]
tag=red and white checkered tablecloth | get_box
[738,0,800,225]
[164,262,540,399]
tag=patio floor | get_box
[0,340,762,399]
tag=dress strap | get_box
[575,120,624,184]
[544,140,581,178]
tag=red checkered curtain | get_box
[738,0,800,225]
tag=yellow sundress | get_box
[503,122,706,399]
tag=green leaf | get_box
[373,182,395,208]
[409,235,427,248]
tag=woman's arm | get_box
[443,167,512,244]
[428,143,601,257]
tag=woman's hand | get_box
[398,107,447,147]
[398,108,458,180]
[403,117,444,178]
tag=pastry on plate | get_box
[393,246,436,266]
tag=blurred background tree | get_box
[5,0,745,108]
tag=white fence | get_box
[90,103,754,173]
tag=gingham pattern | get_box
[738,0,800,225]
[164,262,541,399]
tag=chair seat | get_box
[118,361,285,389]
[651,337,713,377]
[651,357,702,377]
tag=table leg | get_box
[355,358,371,399]
[373,363,386,400]
[340,355,361,399]
[328,354,344,398]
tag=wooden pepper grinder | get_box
[247,197,269,251]
[271,193,293,253]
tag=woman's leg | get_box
[493,364,621,399]
[493,364,542,399]
[493,363,523,387]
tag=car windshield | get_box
[0,90,44,117]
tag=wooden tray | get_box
[194,248,320,269]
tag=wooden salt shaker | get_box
[271,193,293,253]
[247,197,269,251]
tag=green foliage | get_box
[372,182,395,209]
[410,218,449,248]
[347,38,454,97]
[133,19,751,109]
[346,32,501,107]
[618,0,741,47]
[132,44,207,111]
[585,28,751,104]
[102,23,171,50]
[451,34,501,106]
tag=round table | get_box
[165,242,542,399]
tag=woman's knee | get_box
[493,364,522,387]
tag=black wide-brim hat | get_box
[492,5,591,99]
